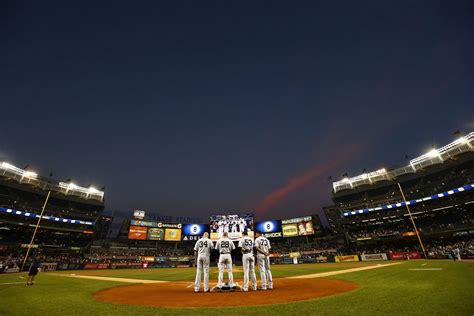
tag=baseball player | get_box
[238,231,257,291]
[217,218,225,238]
[231,219,239,233]
[239,218,246,233]
[194,232,213,292]
[254,231,273,290]
[215,231,235,290]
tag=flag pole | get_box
[21,190,51,272]
[396,182,427,258]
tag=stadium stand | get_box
[324,133,474,257]
[0,161,109,271]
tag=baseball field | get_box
[1,260,473,315]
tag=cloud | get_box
[255,141,368,214]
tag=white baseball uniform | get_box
[215,237,235,288]
[238,236,257,291]
[255,236,273,289]
[218,220,224,238]
[239,219,245,232]
[194,237,213,292]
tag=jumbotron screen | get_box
[210,214,254,241]
[255,220,282,238]
[281,216,314,237]
[181,224,209,242]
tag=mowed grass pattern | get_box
[0,260,472,315]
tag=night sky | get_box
[1,1,473,225]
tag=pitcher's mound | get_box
[93,278,358,308]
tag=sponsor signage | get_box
[282,224,298,237]
[84,263,110,269]
[361,253,388,261]
[335,255,359,262]
[142,256,155,262]
[255,220,282,238]
[388,251,422,260]
[131,220,158,227]
[128,226,147,240]
[281,216,314,237]
[165,228,182,241]
[147,228,165,240]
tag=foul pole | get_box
[21,190,51,272]
[396,182,427,258]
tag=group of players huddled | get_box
[193,231,272,292]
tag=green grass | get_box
[0,260,473,315]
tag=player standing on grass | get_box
[215,231,235,290]
[238,231,257,291]
[194,232,213,292]
[255,231,273,290]
[25,255,41,286]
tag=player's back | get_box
[255,236,271,254]
[194,237,213,256]
[238,236,254,252]
[215,237,235,254]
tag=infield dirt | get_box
[93,278,359,307]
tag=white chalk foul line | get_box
[0,282,26,285]
[287,262,402,279]
[49,273,166,284]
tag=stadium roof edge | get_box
[0,161,104,202]
[332,132,474,193]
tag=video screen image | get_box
[210,213,254,241]
[255,220,282,238]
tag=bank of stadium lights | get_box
[58,182,103,195]
[426,148,440,158]
[1,162,37,179]
[332,132,474,193]
[0,161,104,198]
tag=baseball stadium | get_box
[1,133,473,315]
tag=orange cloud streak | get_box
[255,142,366,214]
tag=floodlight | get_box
[23,171,38,178]
[88,186,99,193]
[426,149,439,158]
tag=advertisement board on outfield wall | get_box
[388,251,422,260]
[335,255,359,262]
[361,253,388,261]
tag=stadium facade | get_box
[0,162,110,258]
[324,133,474,257]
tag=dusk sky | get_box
[1,1,473,225]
